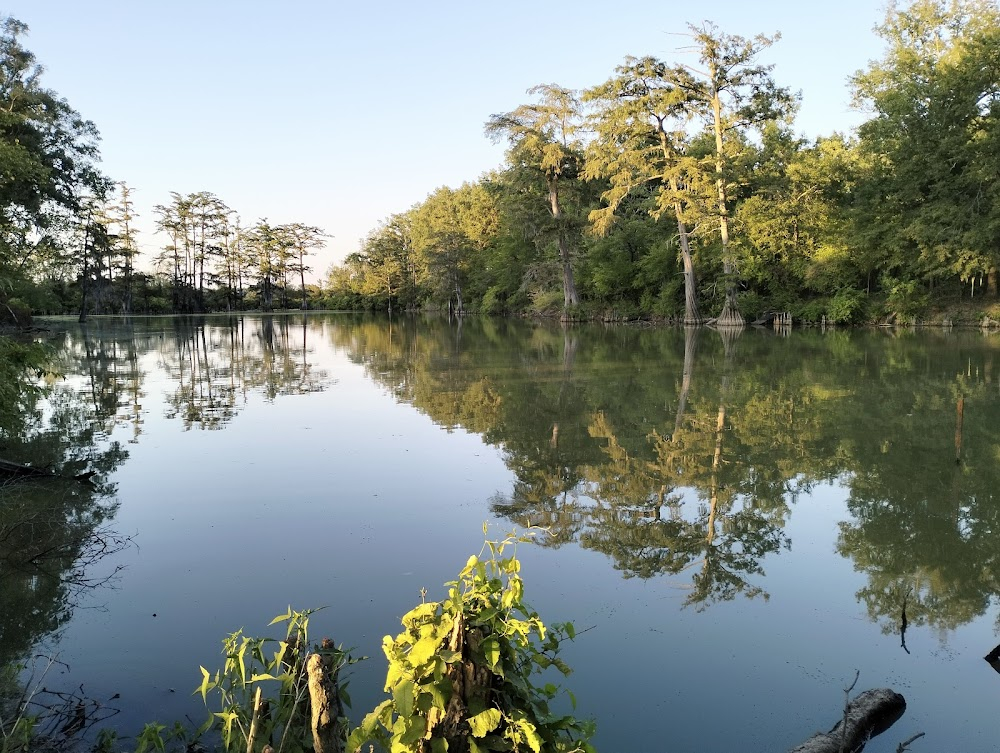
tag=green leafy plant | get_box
[349,528,595,753]
[827,288,867,324]
[131,721,195,753]
[197,607,355,753]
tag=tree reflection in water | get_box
[335,317,1000,625]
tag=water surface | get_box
[6,314,1000,752]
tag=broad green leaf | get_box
[467,708,502,738]
[405,602,438,623]
[480,637,500,669]
[408,635,441,667]
[399,718,426,745]
[514,719,542,753]
[393,679,415,718]
[427,676,452,711]
[195,714,214,738]
[348,700,392,752]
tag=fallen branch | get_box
[896,732,925,752]
[789,687,906,753]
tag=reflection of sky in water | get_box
[31,317,1000,753]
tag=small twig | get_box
[896,731,925,751]
[839,670,860,753]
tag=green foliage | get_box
[852,0,1000,299]
[0,16,104,291]
[197,607,355,753]
[349,530,595,753]
[882,276,930,321]
[795,298,827,324]
[0,335,51,441]
[826,289,868,324]
[480,286,506,316]
[528,290,566,318]
[735,291,766,322]
[131,722,196,753]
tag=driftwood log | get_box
[789,688,906,753]
[0,459,94,483]
[306,643,346,753]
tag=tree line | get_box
[1,0,998,324]
[0,18,327,320]
[327,0,1000,325]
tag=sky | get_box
[6,1,889,282]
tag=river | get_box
[4,313,999,752]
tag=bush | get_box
[883,276,929,322]
[795,298,827,324]
[528,290,565,318]
[480,286,506,316]
[128,532,593,753]
[736,291,766,322]
[354,531,594,753]
[827,288,867,324]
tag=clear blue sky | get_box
[6,1,887,281]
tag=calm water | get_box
[5,314,1000,752]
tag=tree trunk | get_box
[425,614,493,753]
[711,86,743,326]
[788,688,906,753]
[989,267,998,297]
[548,180,579,310]
[300,251,309,310]
[663,139,701,323]
[670,188,702,325]
[263,275,273,312]
[558,231,579,311]
[78,218,91,324]
[306,651,345,753]
[454,273,464,316]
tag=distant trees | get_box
[676,23,795,325]
[487,85,587,314]
[325,27,802,323]
[585,56,705,324]
[7,2,1000,322]
[325,0,1000,324]
[0,15,329,318]
[285,223,326,309]
[150,193,327,314]
[326,183,500,314]
[0,16,105,312]
[852,0,1000,299]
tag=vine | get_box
[349,528,594,753]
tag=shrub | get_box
[827,288,867,324]
[351,531,594,753]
